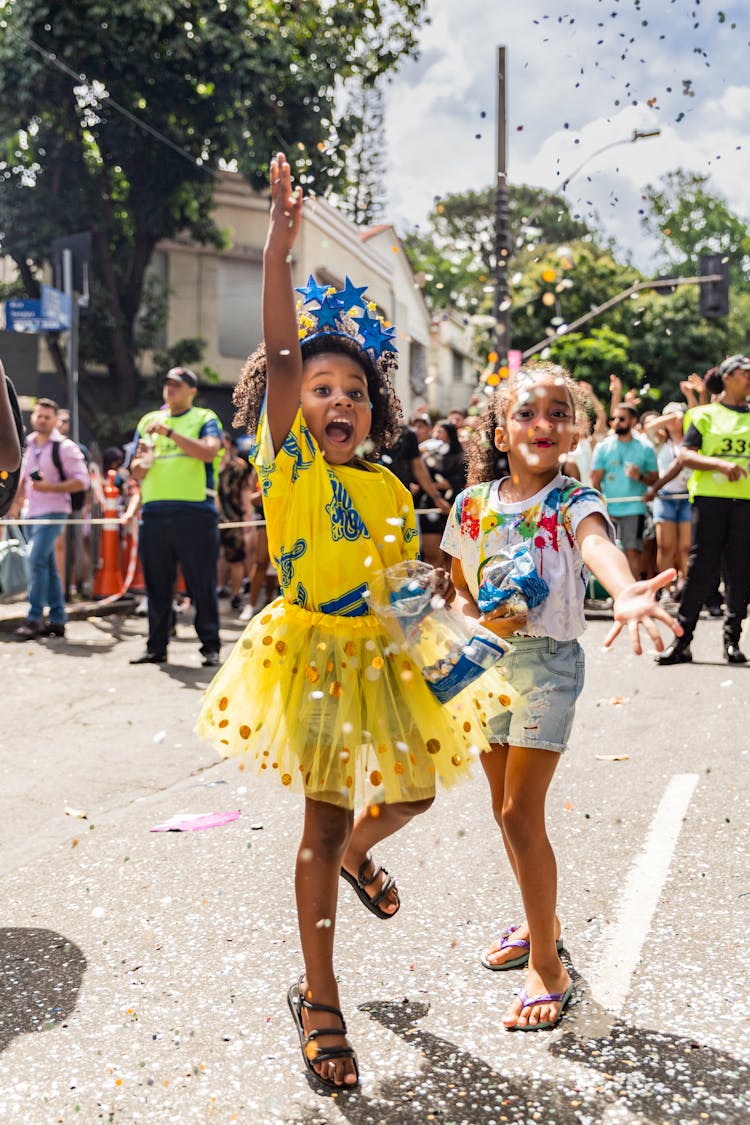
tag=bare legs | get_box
[295,794,433,1084]
[480,744,570,1029]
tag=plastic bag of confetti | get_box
[369,561,512,703]
[477,547,549,617]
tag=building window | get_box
[218,258,263,358]
[452,349,464,382]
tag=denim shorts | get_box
[486,637,585,754]
[653,495,692,524]
[612,513,646,552]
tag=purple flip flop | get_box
[508,981,575,1031]
[480,925,565,971]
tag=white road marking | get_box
[587,772,699,1014]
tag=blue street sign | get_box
[41,284,72,329]
[5,297,66,333]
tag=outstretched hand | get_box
[266,151,303,255]
[604,568,684,654]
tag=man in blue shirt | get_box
[591,404,658,576]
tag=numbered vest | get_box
[686,403,750,501]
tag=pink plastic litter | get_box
[150,810,241,832]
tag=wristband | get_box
[165,427,173,439]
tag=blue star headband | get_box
[295,275,398,361]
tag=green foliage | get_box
[406,172,750,403]
[509,242,642,355]
[151,336,220,384]
[641,169,750,293]
[547,326,643,401]
[0,0,427,412]
[624,287,732,399]
[404,184,591,313]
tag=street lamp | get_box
[516,128,662,247]
[492,122,661,365]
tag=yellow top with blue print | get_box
[251,404,419,615]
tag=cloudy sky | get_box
[383,0,750,269]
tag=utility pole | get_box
[493,45,511,366]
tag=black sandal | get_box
[287,977,359,1089]
[340,853,400,920]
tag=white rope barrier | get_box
[0,506,451,530]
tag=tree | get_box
[404,184,591,312]
[0,0,427,414]
[337,78,388,227]
[547,326,643,402]
[641,169,750,293]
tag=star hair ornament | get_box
[295,274,397,360]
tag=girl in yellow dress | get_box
[196,153,509,1089]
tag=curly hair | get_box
[465,362,580,485]
[232,331,403,458]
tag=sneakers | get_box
[724,643,747,665]
[202,651,221,668]
[13,620,42,641]
[655,640,693,665]
[130,651,167,665]
[238,603,255,622]
[41,621,66,638]
[230,594,243,611]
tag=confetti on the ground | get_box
[64,806,88,819]
[595,754,630,762]
[149,811,241,832]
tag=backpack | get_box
[0,376,24,518]
[51,438,88,512]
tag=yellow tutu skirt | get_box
[196,598,519,809]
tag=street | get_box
[2,608,749,1124]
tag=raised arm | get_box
[263,152,305,454]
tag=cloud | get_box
[383,0,750,268]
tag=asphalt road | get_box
[2,606,749,1124]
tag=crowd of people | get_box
[3,335,748,671]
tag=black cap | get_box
[165,366,198,388]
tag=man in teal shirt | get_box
[129,367,222,666]
[591,404,658,576]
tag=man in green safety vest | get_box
[128,367,222,667]
[657,354,750,665]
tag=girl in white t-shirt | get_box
[441,364,681,1032]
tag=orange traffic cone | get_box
[93,470,123,597]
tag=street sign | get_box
[41,284,72,329]
[50,231,91,309]
[4,298,62,333]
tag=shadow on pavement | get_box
[318,988,750,1123]
[0,928,86,1053]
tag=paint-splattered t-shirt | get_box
[441,473,615,641]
